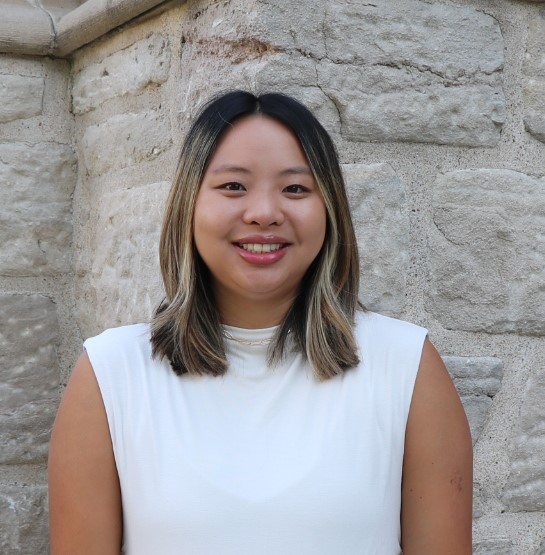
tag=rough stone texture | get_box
[184,0,327,58]
[0,294,60,464]
[523,11,545,143]
[318,1,506,146]
[0,485,49,555]
[474,539,514,554]
[0,142,77,276]
[77,182,169,337]
[537,538,545,555]
[443,357,504,444]
[429,169,545,335]
[250,55,342,137]
[196,0,506,146]
[342,163,408,316]
[72,34,171,114]
[503,365,545,512]
[0,74,44,123]
[81,110,171,176]
[318,62,505,147]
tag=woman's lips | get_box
[238,243,283,253]
[234,242,289,265]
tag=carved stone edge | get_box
[0,0,178,57]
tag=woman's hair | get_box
[150,90,362,380]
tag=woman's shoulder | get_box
[354,310,428,341]
[353,310,429,370]
[84,323,151,352]
[83,323,153,378]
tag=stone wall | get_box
[0,54,79,553]
[1,0,545,552]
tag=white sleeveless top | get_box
[84,311,427,555]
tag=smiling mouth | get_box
[236,243,286,253]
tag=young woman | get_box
[49,91,472,554]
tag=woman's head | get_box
[193,113,327,325]
[161,91,355,301]
[152,90,361,379]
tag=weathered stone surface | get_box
[0,74,44,123]
[251,55,341,136]
[184,0,505,146]
[429,169,545,335]
[77,182,169,336]
[0,294,60,464]
[182,0,327,59]
[0,142,77,276]
[317,1,505,146]
[443,357,504,443]
[343,163,407,316]
[523,11,545,143]
[0,485,48,555]
[537,538,545,555]
[324,1,503,73]
[503,365,545,512]
[72,34,171,114]
[81,110,171,176]
[474,539,514,554]
[318,63,505,146]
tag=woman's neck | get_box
[216,294,294,328]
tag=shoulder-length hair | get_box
[150,90,361,380]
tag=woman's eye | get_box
[221,182,245,191]
[284,184,308,194]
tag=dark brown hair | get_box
[151,90,361,380]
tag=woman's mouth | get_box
[237,243,284,253]
[234,241,290,264]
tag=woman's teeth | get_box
[239,243,283,253]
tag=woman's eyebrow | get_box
[210,165,312,176]
[277,166,313,177]
[211,164,251,174]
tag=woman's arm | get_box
[48,352,123,555]
[401,338,473,555]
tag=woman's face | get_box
[194,115,327,321]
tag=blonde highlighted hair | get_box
[151,90,362,380]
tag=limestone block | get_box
[0,485,48,555]
[429,169,545,335]
[0,294,60,464]
[77,182,169,337]
[318,62,505,146]
[343,163,407,316]
[324,1,503,74]
[72,34,171,114]
[183,0,327,59]
[474,539,514,554]
[0,74,43,123]
[503,366,545,512]
[323,0,506,146]
[0,142,77,276]
[443,357,504,443]
[318,0,506,149]
[523,12,545,143]
[81,110,171,176]
[183,0,505,146]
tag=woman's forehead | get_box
[207,115,310,171]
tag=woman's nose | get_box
[242,189,285,227]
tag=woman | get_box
[49,91,472,554]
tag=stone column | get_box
[0,55,77,554]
